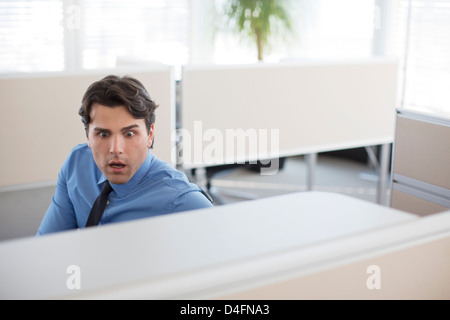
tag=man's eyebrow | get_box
[93,127,111,133]
[92,125,140,133]
[121,124,140,132]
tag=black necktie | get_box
[85,181,113,227]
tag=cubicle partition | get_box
[0,59,398,194]
[1,191,449,300]
[0,66,175,189]
[181,58,399,203]
[391,108,450,215]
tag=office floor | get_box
[200,154,382,206]
[0,152,388,242]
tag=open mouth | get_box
[109,161,126,171]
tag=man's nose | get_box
[110,135,124,155]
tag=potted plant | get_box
[223,0,294,61]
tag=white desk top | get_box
[0,191,417,299]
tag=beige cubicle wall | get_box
[391,109,450,216]
[215,230,450,300]
[0,67,175,188]
[181,58,399,205]
[181,58,399,167]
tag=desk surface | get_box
[0,191,416,299]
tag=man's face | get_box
[87,103,154,184]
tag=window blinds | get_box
[0,0,65,73]
[0,0,190,73]
[396,0,450,114]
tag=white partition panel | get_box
[0,191,423,300]
[1,192,449,300]
[181,59,399,168]
[0,66,175,188]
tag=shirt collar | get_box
[97,151,153,198]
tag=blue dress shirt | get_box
[37,143,213,235]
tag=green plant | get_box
[223,0,294,61]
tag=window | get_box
[79,0,190,70]
[0,0,190,74]
[394,0,450,115]
[4,0,449,118]
[212,0,377,64]
[0,0,65,73]
[0,0,385,72]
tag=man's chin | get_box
[105,173,131,185]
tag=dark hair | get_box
[78,75,158,135]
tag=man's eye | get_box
[125,131,135,137]
[99,132,109,138]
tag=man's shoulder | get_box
[145,157,211,209]
[66,143,93,159]
[150,156,185,178]
[61,143,94,171]
[70,142,91,154]
[148,156,199,191]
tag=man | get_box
[37,75,213,235]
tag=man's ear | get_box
[147,123,155,149]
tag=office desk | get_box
[0,192,438,300]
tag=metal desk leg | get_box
[305,153,318,191]
[193,167,208,190]
[377,143,391,206]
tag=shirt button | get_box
[106,200,110,205]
